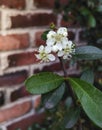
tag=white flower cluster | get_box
[36,27,75,62]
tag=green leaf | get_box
[79,7,96,28]
[80,7,91,16]
[25,72,64,94]
[75,46,102,60]
[88,14,96,28]
[42,83,65,109]
[64,108,80,128]
[41,30,50,41]
[68,78,102,128]
[65,97,73,108]
[81,69,94,84]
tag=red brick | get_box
[0,70,28,86]
[7,113,45,130]
[0,0,25,9]
[8,51,38,67]
[61,19,76,27]
[0,33,29,51]
[34,0,55,8]
[33,96,41,109]
[35,31,46,47]
[34,62,62,73]
[34,0,68,8]
[0,101,31,122]
[11,86,31,102]
[10,13,57,28]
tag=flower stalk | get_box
[59,57,76,106]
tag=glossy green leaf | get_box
[64,108,80,128]
[75,46,102,60]
[42,83,65,109]
[79,7,96,28]
[80,7,91,16]
[25,72,64,94]
[81,69,94,84]
[68,78,102,128]
[88,14,96,28]
[41,30,50,41]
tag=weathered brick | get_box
[11,86,31,101]
[0,101,31,122]
[10,13,57,28]
[0,33,29,51]
[7,113,45,130]
[0,70,28,86]
[8,51,38,67]
[0,0,25,9]
[35,31,46,47]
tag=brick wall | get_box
[0,0,86,129]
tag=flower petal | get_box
[48,54,56,61]
[52,45,58,52]
[68,40,73,47]
[45,46,52,53]
[47,31,56,39]
[57,51,64,57]
[35,54,41,59]
[63,55,68,59]
[39,45,44,52]
[56,43,63,51]
[46,38,55,46]
[62,37,69,45]
[57,27,68,37]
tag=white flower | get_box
[36,45,55,62]
[36,27,75,62]
[46,27,68,52]
[57,27,68,37]
[57,41,75,59]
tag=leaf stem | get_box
[59,57,68,77]
[59,57,76,106]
